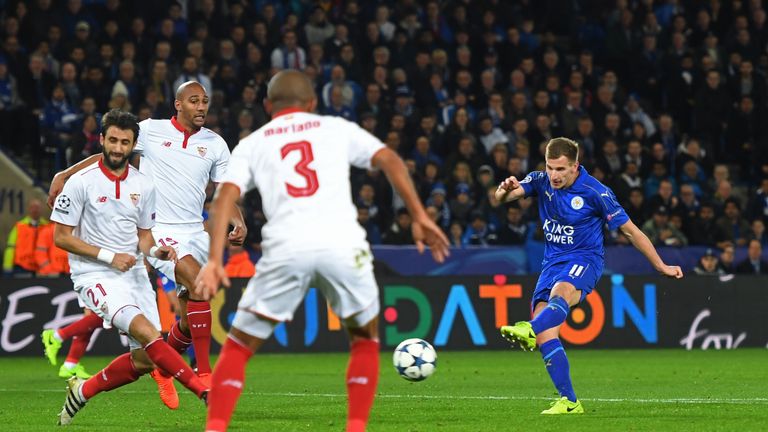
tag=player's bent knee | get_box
[231,311,278,341]
[126,314,162,346]
[343,300,380,341]
[112,305,144,335]
[229,326,265,353]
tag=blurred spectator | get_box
[462,211,497,246]
[718,244,736,274]
[748,176,768,223]
[641,205,688,247]
[270,29,305,71]
[644,161,676,198]
[497,205,530,245]
[595,137,624,183]
[693,248,727,276]
[355,183,381,229]
[34,219,69,277]
[693,69,730,158]
[411,136,442,172]
[3,199,47,276]
[690,202,731,248]
[746,219,768,246]
[68,113,100,165]
[735,239,768,275]
[323,84,356,121]
[304,7,335,46]
[449,221,464,248]
[716,198,751,247]
[477,114,508,155]
[647,179,679,215]
[384,208,413,245]
[425,183,451,231]
[449,182,474,225]
[19,54,56,113]
[173,55,212,95]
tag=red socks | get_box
[346,339,380,432]
[58,313,103,340]
[144,338,207,398]
[65,333,92,364]
[81,353,140,399]
[167,320,193,354]
[206,337,253,432]
[186,300,212,374]
[157,320,194,378]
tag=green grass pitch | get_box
[0,349,766,431]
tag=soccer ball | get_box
[392,338,437,382]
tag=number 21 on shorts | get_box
[86,283,107,307]
[281,140,319,197]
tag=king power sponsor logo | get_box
[542,219,575,244]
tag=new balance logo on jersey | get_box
[162,141,172,147]
[96,196,107,203]
[191,323,207,329]
[221,379,243,389]
[542,219,575,244]
[347,376,369,385]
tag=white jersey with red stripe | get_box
[135,117,230,228]
[223,109,385,254]
[51,160,156,276]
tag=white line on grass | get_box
[3,388,767,405]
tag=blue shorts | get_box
[532,258,602,308]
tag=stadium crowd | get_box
[2,0,768,260]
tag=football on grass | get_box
[393,338,437,382]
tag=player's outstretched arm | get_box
[195,183,238,300]
[495,176,526,203]
[619,219,684,278]
[371,148,450,263]
[47,154,103,208]
[54,222,137,272]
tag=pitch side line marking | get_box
[2,389,766,405]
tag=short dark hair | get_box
[545,137,579,162]
[101,109,139,142]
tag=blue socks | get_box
[530,296,570,334]
[540,339,577,402]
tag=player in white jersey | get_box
[50,110,209,426]
[48,81,246,409]
[195,70,450,432]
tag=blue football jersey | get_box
[520,166,629,264]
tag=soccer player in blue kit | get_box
[496,138,683,414]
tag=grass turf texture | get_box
[0,349,765,431]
